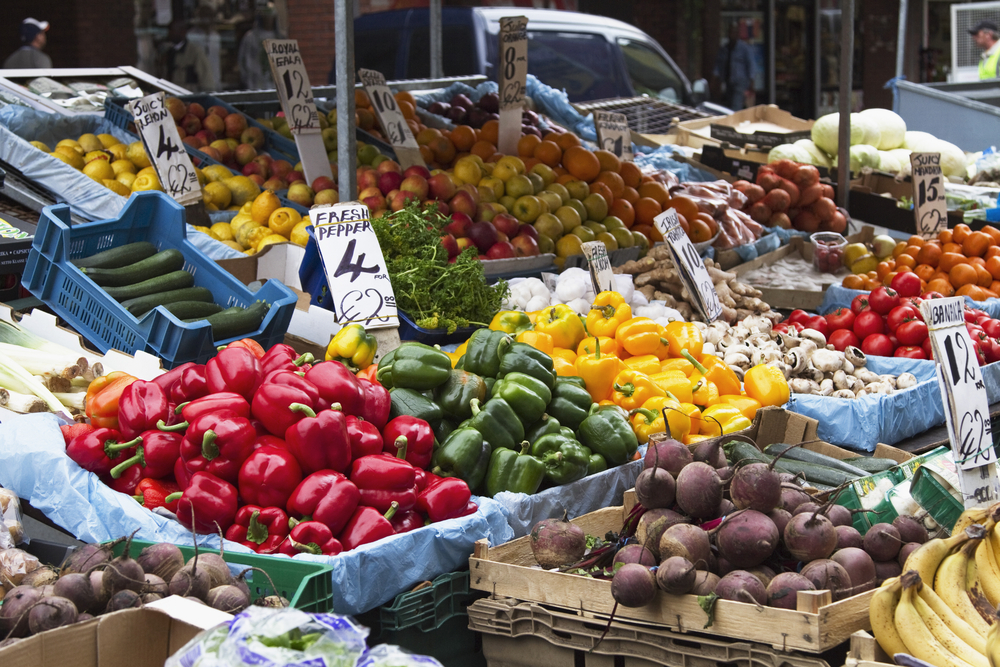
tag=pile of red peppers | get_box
[62,340,477,557]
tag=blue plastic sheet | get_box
[0,412,513,616]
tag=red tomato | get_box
[900,296,924,312]
[889,271,921,298]
[851,294,870,315]
[921,291,945,300]
[886,305,919,334]
[825,308,856,332]
[862,333,896,357]
[787,309,811,325]
[828,329,861,352]
[894,346,927,360]
[896,320,929,346]
[977,314,993,327]
[965,310,980,324]
[772,323,790,334]
[853,310,885,340]
[922,337,933,358]
[805,315,829,337]
[788,321,805,332]
[982,319,1000,339]
[869,286,901,316]
[982,336,1000,364]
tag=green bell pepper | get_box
[464,329,511,378]
[525,414,560,443]
[454,355,465,370]
[580,446,608,476]
[433,369,487,421]
[546,381,593,431]
[483,377,495,401]
[485,441,546,497]
[578,410,638,466]
[497,342,556,390]
[530,433,589,485]
[435,418,456,443]
[493,372,551,425]
[389,388,443,431]
[431,427,491,491]
[467,398,524,451]
[376,342,451,391]
[555,376,588,389]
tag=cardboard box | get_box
[0,212,35,277]
[674,105,814,151]
[848,172,964,233]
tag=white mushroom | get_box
[726,344,754,358]
[867,382,894,395]
[729,365,746,382]
[811,349,845,373]
[760,348,783,364]
[855,387,868,397]
[819,378,835,396]
[832,389,856,399]
[702,342,716,357]
[785,349,809,374]
[896,372,918,390]
[833,370,849,390]
[799,329,827,347]
[724,353,751,370]
[789,378,817,394]
[854,368,881,384]
[845,346,866,367]
[704,328,724,346]
[879,374,898,389]
[747,333,774,349]
[842,359,855,375]
[806,367,825,383]
[845,375,865,392]
[797,339,819,357]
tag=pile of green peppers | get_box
[376,331,638,497]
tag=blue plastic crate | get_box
[22,191,297,368]
[398,311,482,346]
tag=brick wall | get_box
[287,0,338,86]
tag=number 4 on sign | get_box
[157,125,181,160]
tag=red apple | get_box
[517,224,539,240]
[315,189,339,206]
[262,177,286,191]
[440,234,460,259]
[378,171,403,196]
[486,242,516,260]
[242,161,266,178]
[224,113,248,140]
[427,173,456,201]
[428,200,449,216]
[457,183,481,205]
[312,176,337,193]
[496,231,509,244]
[467,221,499,253]
[254,153,273,167]
[209,140,231,163]
[187,102,206,119]
[207,105,229,119]
[247,173,265,186]
[285,170,305,184]
[376,160,402,175]
[444,212,473,238]
[183,135,205,149]
[165,97,187,121]
[492,213,520,239]
[271,159,294,180]
[180,114,201,136]
[359,186,383,201]
[363,194,387,211]
[202,114,225,137]
[357,167,379,192]
[390,190,420,212]
[200,146,221,161]
[240,127,264,150]
[456,237,474,252]
[400,175,429,201]
[511,234,540,257]
[448,190,477,218]
[403,165,432,180]
[195,130,217,145]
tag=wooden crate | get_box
[845,630,894,667]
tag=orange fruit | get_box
[991,279,1000,294]
[941,242,963,254]
[843,274,865,289]
[533,141,562,168]
[876,261,894,280]
[987,256,1000,280]
[518,134,541,158]
[892,241,908,258]
[556,173,577,185]
[950,263,978,287]
[589,181,615,206]
[638,181,670,207]
[956,284,986,300]
[883,272,898,286]
[976,263,994,287]
[416,128,441,145]
[964,231,992,257]
[619,161,642,189]
[987,246,1000,260]
[398,100,416,120]
[595,170,625,199]
[969,256,987,268]
[563,146,601,182]
[555,133,581,151]
[903,245,922,258]
[689,218,712,243]
[621,186,640,205]
[953,223,972,244]
[451,125,476,152]
[429,136,456,164]
[634,197,663,226]
[926,278,955,296]
[895,254,916,269]
[355,89,371,109]
[394,90,416,107]
[470,140,496,160]
[937,252,967,273]
[480,120,500,146]
[594,149,622,174]
[418,145,435,164]
[355,108,376,131]
[916,244,942,267]
[609,198,635,228]
[907,235,926,248]
[983,225,1000,245]
[914,264,935,281]
[938,229,953,244]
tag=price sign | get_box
[497,16,528,156]
[357,69,424,170]
[910,152,948,239]
[920,297,999,509]
[128,92,201,206]
[312,202,398,329]
[581,241,614,294]
[593,111,633,161]
[653,208,723,321]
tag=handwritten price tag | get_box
[910,152,948,239]
[497,16,528,156]
[653,208,722,321]
[264,39,320,133]
[357,69,424,170]
[581,241,614,294]
[128,92,200,206]
[920,297,998,508]
[312,202,398,329]
[594,111,633,161]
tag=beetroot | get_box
[874,559,902,584]
[718,499,736,515]
[22,567,58,588]
[530,513,586,568]
[835,525,864,550]
[28,597,78,634]
[635,509,686,556]
[102,533,145,597]
[137,543,184,583]
[730,463,781,513]
[658,534,692,562]
[106,589,142,612]
[657,557,696,595]
[611,563,657,607]
[676,462,723,520]
[59,543,114,576]
[897,542,921,569]
[717,467,734,483]
[768,508,792,537]
[634,466,676,509]
[892,515,929,544]
[613,544,657,568]
[792,502,822,516]
[692,571,720,595]
[53,573,98,615]
[784,510,837,561]
[716,570,767,604]
[800,559,853,599]
[662,524,710,569]
[766,572,816,609]
[207,585,250,613]
[716,510,779,568]
[693,438,726,468]
[780,485,812,513]
[747,566,776,588]
[831,547,876,593]
[188,553,231,589]
[863,523,902,562]
[827,505,853,527]
[644,439,691,476]
[0,586,42,638]
[90,571,109,612]
[716,557,734,576]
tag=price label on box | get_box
[128,92,201,206]
[497,16,528,156]
[920,297,999,508]
[312,202,398,329]
[653,208,722,321]
[357,68,424,170]
[593,111,633,161]
[910,152,948,239]
[581,241,614,294]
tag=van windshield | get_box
[526,31,619,102]
[617,38,687,103]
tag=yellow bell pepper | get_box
[535,304,586,350]
[650,370,693,403]
[690,373,720,408]
[682,350,741,397]
[660,357,695,376]
[679,402,703,434]
[445,350,463,367]
[611,369,665,412]
[552,356,578,377]
[598,399,618,407]
[615,317,669,358]
[719,394,762,421]
[577,336,618,358]
[575,336,624,403]
[630,408,666,442]
[664,321,703,359]
[699,404,752,437]
[586,292,632,338]
[517,330,554,354]
[745,364,791,407]
[640,395,691,441]
[622,354,661,375]
[551,348,577,363]
[325,323,377,370]
[455,340,469,357]
[526,311,542,325]
[685,433,713,445]
[490,310,533,335]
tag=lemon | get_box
[97,134,121,149]
[54,147,84,169]
[107,144,127,161]
[453,158,482,185]
[193,226,220,241]
[256,234,287,252]
[221,240,244,252]
[77,134,104,153]
[205,203,219,212]
[56,139,83,154]
[246,225,273,250]
[268,207,302,237]
[126,142,151,169]
[211,222,235,242]
[251,190,281,224]
[111,159,136,176]
[555,233,583,258]
[29,140,50,152]
[204,182,232,209]
[290,221,311,246]
[202,165,232,183]
[102,179,131,196]
[131,171,162,192]
[84,150,111,165]
[116,172,137,188]
[49,152,77,168]
[195,168,207,186]
[224,176,261,208]
[230,213,253,235]
[235,221,262,249]
[137,166,158,179]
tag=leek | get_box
[0,388,47,413]
[0,348,70,418]
[52,392,86,411]
[0,320,83,357]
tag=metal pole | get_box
[836,0,854,210]
[430,0,443,79]
[767,0,776,104]
[896,0,908,79]
[335,0,357,203]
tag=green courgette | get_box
[199,300,268,341]
[764,443,870,477]
[72,242,158,269]
[841,456,900,474]
[723,439,773,466]
[81,249,185,287]
[164,301,223,319]
[121,287,215,317]
[103,271,194,301]
[765,458,856,486]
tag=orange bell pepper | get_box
[577,336,618,358]
[85,371,138,429]
[586,292,632,338]
[622,354,661,375]
[690,372,720,408]
[225,338,266,359]
[551,348,577,363]
[517,330,554,355]
[679,402,704,435]
[611,369,665,412]
[681,350,741,397]
[356,365,379,382]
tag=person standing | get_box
[3,18,52,69]
[238,5,280,90]
[970,20,1000,79]
[161,20,216,92]
[713,24,756,111]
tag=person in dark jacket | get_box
[713,25,756,110]
[4,18,52,69]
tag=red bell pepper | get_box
[174,457,191,490]
[238,444,303,509]
[382,416,434,470]
[104,464,142,495]
[178,411,256,484]
[162,392,251,431]
[85,372,137,429]
[304,362,364,415]
[66,428,141,476]
[358,379,390,430]
[224,505,288,553]
[261,370,321,405]
[254,434,286,450]
[390,509,425,534]
[286,471,360,536]
[416,477,473,523]
[165,471,239,533]
[226,338,266,359]
[134,478,180,512]
[118,381,171,440]
[151,362,196,395]
[60,422,95,445]
[278,520,343,556]
[261,343,314,375]
[170,364,209,404]
[450,501,478,519]
[251,382,317,437]
[206,347,262,402]
[349,448,417,512]
[339,502,398,550]
[414,469,439,492]
[284,408,351,475]
[109,430,182,480]
[346,415,382,461]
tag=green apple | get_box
[534,213,564,239]
[537,191,563,213]
[543,182,570,204]
[583,193,609,221]
[512,195,543,223]
[505,174,534,199]
[565,180,589,201]
[571,225,596,242]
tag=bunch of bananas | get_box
[871,506,1000,667]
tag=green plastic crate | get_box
[109,539,334,612]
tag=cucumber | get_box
[841,456,900,474]
[723,439,773,466]
[764,443,870,477]
[121,287,215,317]
[765,457,857,486]
[164,301,223,319]
[81,249,185,287]
[104,271,195,301]
[72,242,158,269]
[200,300,269,341]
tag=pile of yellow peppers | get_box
[451,292,790,446]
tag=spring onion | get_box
[52,392,86,411]
[0,348,70,418]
